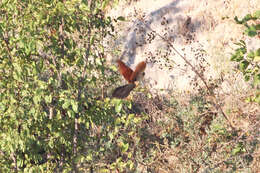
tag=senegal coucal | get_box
[112,59,146,99]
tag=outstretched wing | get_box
[130,61,146,82]
[117,60,133,83]
[113,60,146,99]
[112,83,136,99]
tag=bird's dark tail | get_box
[112,83,136,99]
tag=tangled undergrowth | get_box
[124,87,259,172]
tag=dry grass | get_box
[100,0,260,172]
[125,88,259,172]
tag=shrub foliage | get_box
[0,0,126,172]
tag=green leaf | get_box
[45,95,52,103]
[17,159,24,168]
[255,93,260,104]
[29,107,36,115]
[245,25,257,37]
[234,16,242,24]
[234,15,252,24]
[234,40,246,47]
[115,100,123,113]
[254,56,260,62]
[64,38,72,49]
[76,57,84,67]
[247,51,255,59]
[243,14,253,22]
[256,48,260,56]
[117,16,125,21]
[101,0,109,10]
[68,110,75,118]
[71,100,78,113]
[232,147,241,155]
[239,60,249,71]
[33,95,41,104]
[232,143,245,155]
[86,153,93,161]
[115,117,121,125]
[108,132,114,140]
[99,168,110,173]
[90,35,95,45]
[253,73,260,86]
[56,2,65,13]
[133,117,141,124]
[62,99,71,109]
[0,103,6,112]
[110,65,118,72]
[231,53,243,62]
[244,75,250,81]
[121,142,129,153]
[127,102,132,109]
[255,24,260,30]
[252,10,260,18]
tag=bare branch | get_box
[141,20,235,129]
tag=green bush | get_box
[231,10,260,104]
[0,0,131,172]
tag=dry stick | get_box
[142,22,234,129]
[11,152,18,173]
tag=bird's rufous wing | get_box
[117,59,134,83]
[112,60,146,99]
[130,61,146,82]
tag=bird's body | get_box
[112,60,146,99]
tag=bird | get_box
[112,59,146,99]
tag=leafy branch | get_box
[232,10,260,104]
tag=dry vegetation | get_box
[124,84,259,172]
[100,0,260,172]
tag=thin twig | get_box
[11,152,18,173]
